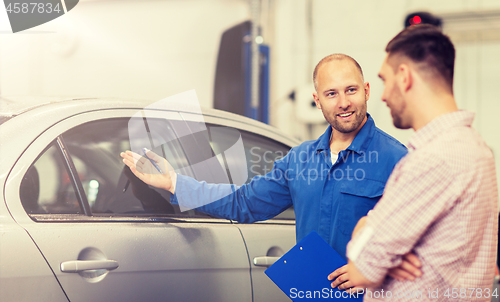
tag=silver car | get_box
[0,96,298,302]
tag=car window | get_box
[20,116,295,220]
[206,124,295,220]
[20,117,213,219]
[62,117,213,217]
[20,142,82,215]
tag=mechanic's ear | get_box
[313,93,322,109]
[364,82,370,101]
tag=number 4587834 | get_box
[444,287,499,299]
[6,3,61,14]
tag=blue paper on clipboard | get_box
[265,231,363,301]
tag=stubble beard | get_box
[388,88,411,129]
[392,111,406,129]
[392,111,411,129]
[325,101,367,134]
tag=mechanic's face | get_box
[378,55,411,129]
[313,60,369,134]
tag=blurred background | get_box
[1,0,499,188]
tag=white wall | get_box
[271,0,500,141]
[0,0,250,108]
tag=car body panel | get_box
[0,201,68,301]
[1,97,300,301]
[235,221,296,302]
[11,219,252,302]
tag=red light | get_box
[413,16,422,24]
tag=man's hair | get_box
[385,24,455,90]
[313,54,364,91]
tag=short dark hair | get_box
[313,54,364,90]
[385,24,455,90]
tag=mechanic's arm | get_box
[121,149,293,222]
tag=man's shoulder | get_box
[371,127,408,156]
[418,127,493,172]
[293,138,321,152]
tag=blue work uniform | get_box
[171,114,407,260]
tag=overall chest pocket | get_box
[337,179,385,235]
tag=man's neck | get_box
[411,93,458,131]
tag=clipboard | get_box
[265,231,363,301]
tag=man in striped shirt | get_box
[346,24,498,301]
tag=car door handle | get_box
[253,256,280,267]
[60,260,119,273]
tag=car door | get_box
[5,109,252,302]
[186,114,297,302]
[231,131,296,302]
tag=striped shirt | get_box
[347,110,498,301]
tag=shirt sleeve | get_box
[346,152,461,283]
[170,151,294,223]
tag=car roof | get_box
[0,95,248,121]
[0,96,301,145]
[0,96,138,122]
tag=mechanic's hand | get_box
[328,264,363,291]
[120,149,177,194]
[388,253,422,281]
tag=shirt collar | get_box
[407,110,475,151]
[315,113,376,154]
